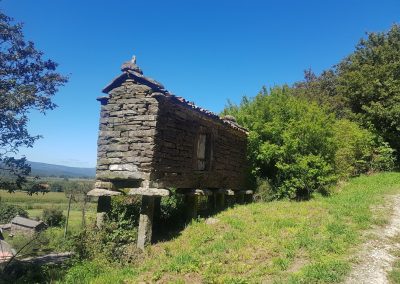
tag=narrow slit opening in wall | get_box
[197,133,212,171]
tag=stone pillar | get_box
[244,192,253,203]
[153,196,162,237]
[216,192,225,210]
[137,196,155,250]
[236,192,245,204]
[185,195,198,222]
[207,193,217,214]
[96,196,111,228]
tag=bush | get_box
[224,86,338,199]
[0,202,28,223]
[42,208,65,227]
[159,188,186,226]
[371,142,396,172]
[333,120,396,178]
[223,85,397,200]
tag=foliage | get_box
[252,178,274,202]
[371,142,396,172]
[158,188,186,230]
[63,173,400,283]
[293,24,400,163]
[223,86,338,199]
[63,260,107,284]
[0,201,28,223]
[335,24,400,159]
[332,119,395,178]
[72,224,139,265]
[292,69,348,118]
[0,261,68,284]
[71,196,140,264]
[0,11,68,192]
[224,82,396,199]
[42,207,65,227]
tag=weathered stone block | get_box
[109,164,138,172]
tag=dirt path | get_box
[344,195,400,284]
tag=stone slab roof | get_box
[100,56,248,135]
[11,216,44,228]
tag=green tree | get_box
[292,69,349,118]
[0,11,68,192]
[336,24,400,160]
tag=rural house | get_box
[10,216,46,236]
[87,56,250,249]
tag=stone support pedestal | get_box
[137,196,155,250]
[185,195,198,222]
[236,192,245,204]
[207,193,217,214]
[96,196,111,229]
[216,192,225,210]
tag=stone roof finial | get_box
[121,54,143,74]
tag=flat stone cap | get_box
[128,187,170,197]
[87,188,122,197]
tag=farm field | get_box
[0,190,97,231]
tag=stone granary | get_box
[87,56,250,250]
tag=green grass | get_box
[61,172,400,283]
[1,190,69,204]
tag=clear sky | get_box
[2,0,400,168]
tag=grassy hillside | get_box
[63,172,400,283]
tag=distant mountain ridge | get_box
[29,161,95,178]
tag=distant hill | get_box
[29,161,96,178]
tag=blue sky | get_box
[2,0,400,167]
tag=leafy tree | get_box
[335,24,400,161]
[0,11,68,192]
[292,69,349,118]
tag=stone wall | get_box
[150,95,248,190]
[95,79,159,186]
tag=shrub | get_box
[42,208,65,227]
[224,86,338,199]
[0,202,28,223]
[370,142,396,172]
[333,120,396,178]
[159,188,186,226]
[333,119,376,178]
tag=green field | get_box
[63,172,400,283]
[0,190,97,231]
